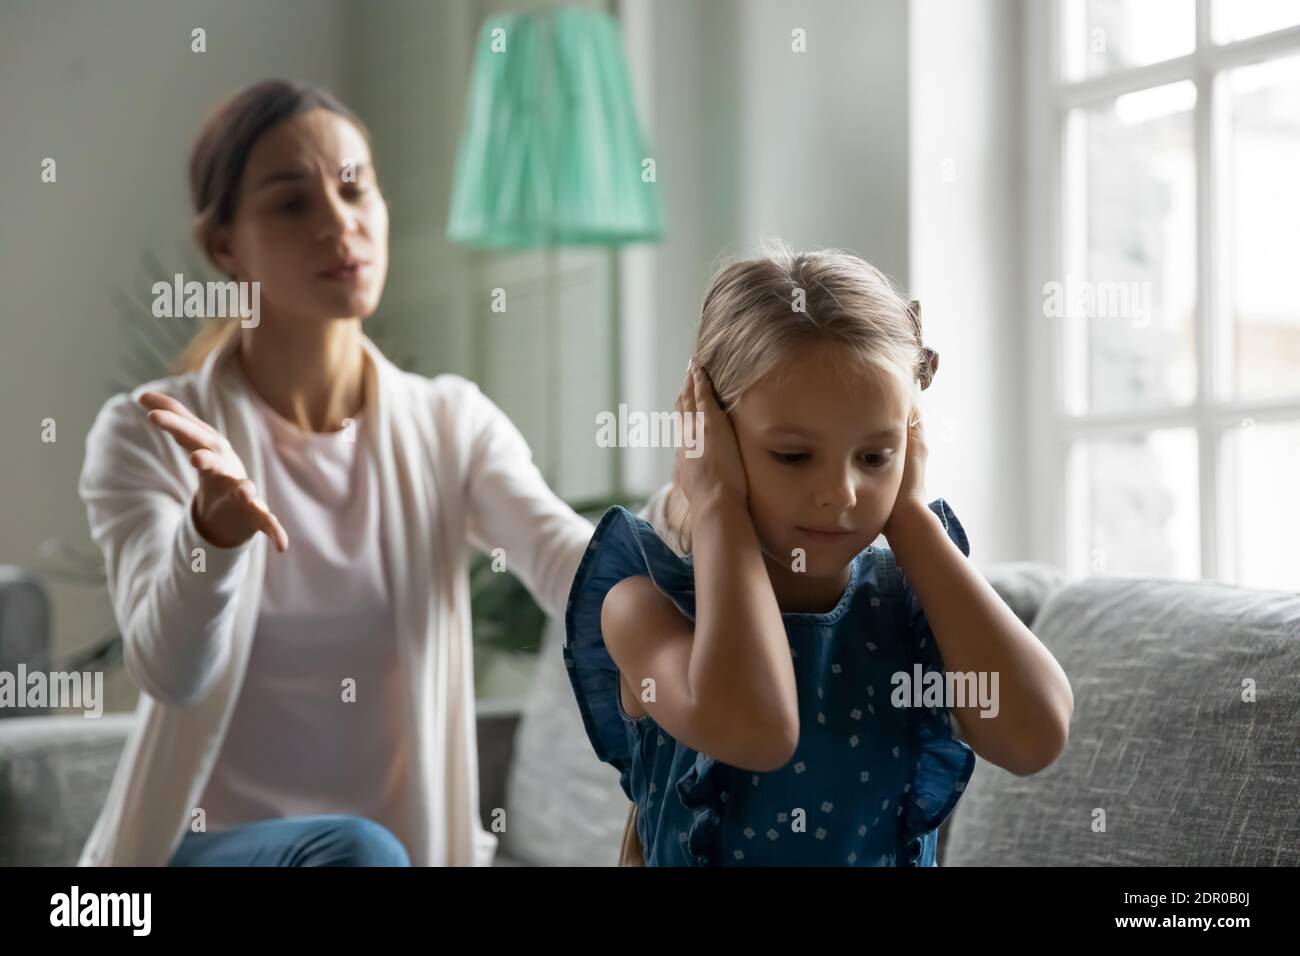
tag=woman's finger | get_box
[189,448,223,475]
[145,409,221,454]
[225,480,287,552]
[244,493,289,553]
[234,480,257,505]
[139,392,219,435]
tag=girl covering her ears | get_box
[564,241,1073,866]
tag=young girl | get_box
[565,242,1073,866]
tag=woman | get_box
[78,80,593,866]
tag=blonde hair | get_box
[667,238,936,552]
[171,320,240,376]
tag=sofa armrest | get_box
[475,700,522,829]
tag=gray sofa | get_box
[3,562,1297,866]
[0,704,527,866]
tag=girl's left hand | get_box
[884,405,929,538]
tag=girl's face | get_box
[730,339,913,582]
[209,108,389,326]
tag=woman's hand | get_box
[138,391,289,552]
[883,404,930,541]
[672,362,749,512]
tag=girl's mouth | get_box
[796,526,854,540]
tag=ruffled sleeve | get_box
[896,498,977,858]
[562,505,697,796]
[674,751,726,865]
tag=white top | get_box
[77,332,594,865]
[197,362,413,845]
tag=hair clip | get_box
[919,346,939,390]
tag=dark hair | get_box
[173,80,373,374]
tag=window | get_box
[1031,1,1300,588]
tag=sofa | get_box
[3,559,1297,866]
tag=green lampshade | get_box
[447,6,665,249]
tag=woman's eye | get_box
[279,196,307,214]
[861,454,890,468]
[771,452,809,465]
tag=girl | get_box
[78,80,592,866]
[565,242,1073,866]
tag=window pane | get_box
[1222,419,1300,590]
[1062,0,1195,80]
[1062,82,1197,414]
[1213,0,1300,43]
[1224,55,1300,401]
[1069,429,1200,579]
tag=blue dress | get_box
[563,498,976,866]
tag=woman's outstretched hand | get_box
[138,391,289,553]
[672,361,748,512]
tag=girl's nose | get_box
[814,469,857,511]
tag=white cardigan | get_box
[77,330,593,866]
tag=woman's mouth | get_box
[317,259,369,282]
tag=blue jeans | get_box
[169,814,412,867]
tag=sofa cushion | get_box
[0,568,52,717]
[0,713,135,865]
[979,561,1068,629]
[943,576,1300,866]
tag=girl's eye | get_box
[279,196,307,214]
[771,452,809,465]
[771,451,891,467]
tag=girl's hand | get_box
[883,404,930,540]
[138,391,289,553]
[672,362,748,511]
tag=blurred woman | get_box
[78,80,592,866]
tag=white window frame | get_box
[1025,0,1300,583]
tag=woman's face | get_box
[729,340,913,580]
[210,108,389,326]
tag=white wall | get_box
[624,0,912,494]
[909,0,1027,564]
[623,0,1026,564]
[731,0,911,281]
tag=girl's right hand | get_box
[673,362,749,511]
[138,391,289,553]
